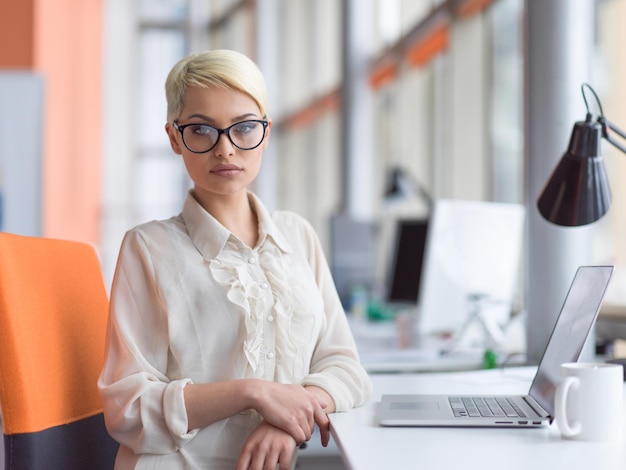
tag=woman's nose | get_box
[213,132,235,158]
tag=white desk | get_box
[349,317,490,373]
[357,348,486,373]
[329,367,626,470]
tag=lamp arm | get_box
[598,117,626,155]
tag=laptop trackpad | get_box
[378,395,452,426]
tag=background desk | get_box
[349,316,490,374]
[598,303,626,348]
[329,367,626,470]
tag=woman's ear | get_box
[165,122,183,154]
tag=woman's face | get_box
[166,85,271,203]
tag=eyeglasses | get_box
[173,119,269,154]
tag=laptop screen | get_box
[528,266,614,417]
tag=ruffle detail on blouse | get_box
[257,243,316,383]
[208,251,265,374]
[208,237,317,382]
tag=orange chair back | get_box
[0,232,118,468]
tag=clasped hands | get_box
[235,383,331,470]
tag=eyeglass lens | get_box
[181,120,266,153]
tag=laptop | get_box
[378,265,614,427]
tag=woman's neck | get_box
[193,190,259,248]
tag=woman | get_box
[98,49,372,469]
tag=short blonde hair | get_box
[165,49,269,122]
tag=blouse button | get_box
[248,257,256,264]
[260,282,268,289]
[266,351,275,360]
[267,315,274,323]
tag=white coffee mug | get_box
[555,362,624,442]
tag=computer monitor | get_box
[417,199,525,336]
[385,218,429,306]
[329,213,377,308]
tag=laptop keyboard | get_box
[449,396,527,418]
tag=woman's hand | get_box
[235,421,297,470]
[252,382,329,445]
[183,379,332,446]
[304,385,335,447]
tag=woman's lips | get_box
[210,164,242,177]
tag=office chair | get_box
[0,232,119,469]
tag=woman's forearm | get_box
[184,379,258,431]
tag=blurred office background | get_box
[1,0,626,350]
[2,1,626,467]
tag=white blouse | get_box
[98,191,372,469]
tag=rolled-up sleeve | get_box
[98,230,198,454]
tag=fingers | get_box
[280,398,320,444]
[255,383,319,443]
[297,399,327,444]
[254,382,333,448]
[236,422,297,470]
[289,424,307,447]
[313,406,330,447]
[249,446,280,470]
[235,451,250,470]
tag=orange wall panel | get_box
[0,1,36,67]
[1,0,103,245]
[34,0,103,244]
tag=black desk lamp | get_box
[384,166,433,207]
[537,83,626,226]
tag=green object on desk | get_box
[366,301,395,322]
[483,349,497,369]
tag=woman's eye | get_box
[234,122,256,135]
[192,125,213,136]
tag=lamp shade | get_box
[384,167,404,198]
[537,119,612,226]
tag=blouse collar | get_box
[181,190,292,260]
